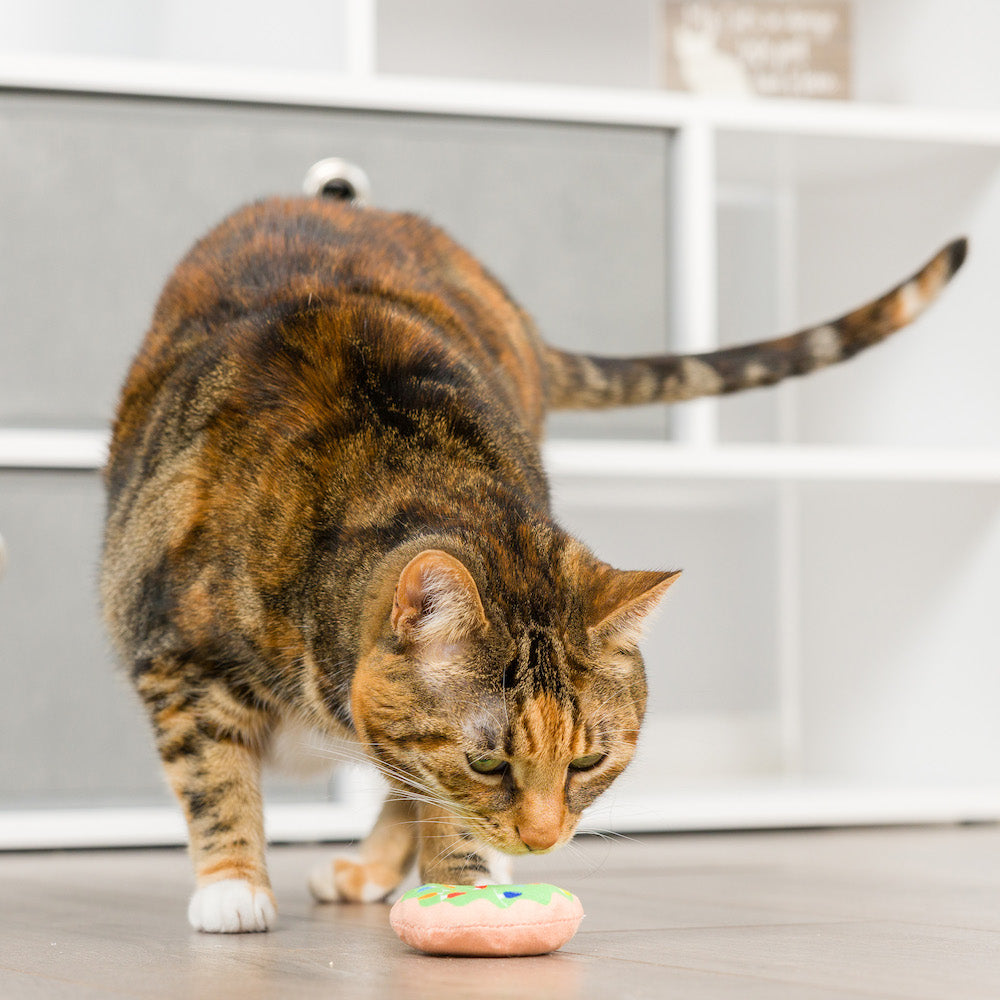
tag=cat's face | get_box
[352,547,678,855]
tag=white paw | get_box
[188,879,277,933]
[308,855,397,903]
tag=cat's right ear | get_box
[586,567,681,649]
[391,549,488,647]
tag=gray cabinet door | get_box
[0,470,165,806]
[0,90,672,812]
[1,92,672,438]
[0,469,336,809]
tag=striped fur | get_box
[101,194,964,931]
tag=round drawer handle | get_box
[302,158,372,206]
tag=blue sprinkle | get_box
[502,891,523,899]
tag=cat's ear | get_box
[391,549,488,645]
[587,567,681,648]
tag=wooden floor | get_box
[3,824,999,999]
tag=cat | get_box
[100,171,965,933]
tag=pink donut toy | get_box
[389,882,584,957]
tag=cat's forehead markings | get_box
[518,692,575,756]
[520,625,575,697]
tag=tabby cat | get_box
[101,172,965,933]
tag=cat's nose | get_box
[516,823,560,852]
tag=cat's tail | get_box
[543,238,967,410]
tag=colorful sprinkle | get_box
[399,883,574,910]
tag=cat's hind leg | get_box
[309,793,418,903]
[135,658,276,932]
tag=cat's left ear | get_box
[587,567,681,648]
[391,549,488,646]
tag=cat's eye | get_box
[467,755,508,775]
[569,753,605,772]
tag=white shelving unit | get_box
[2,54,999,847]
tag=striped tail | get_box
[543,238,967,410]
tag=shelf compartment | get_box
[0,90,671,437]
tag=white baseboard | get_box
[2,782,997,851]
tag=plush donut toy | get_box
[389,882,584,957]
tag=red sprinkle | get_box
[446,892,466,898]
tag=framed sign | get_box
[664,2,851,100]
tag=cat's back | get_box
[108,197,545,475]
[146,196,535,367]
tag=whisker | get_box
[582,827,646,847]
[424,836,469,872]
[562,837,611,880]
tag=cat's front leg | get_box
[416,802,509,886]
[171,735,275,933]
[137,663,276,932]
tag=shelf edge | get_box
[3,430,999,484]
[544,441,1000,484]
[0,429,108,470]
[4,54,1000,148]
